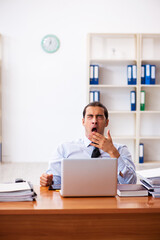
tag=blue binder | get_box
[94,65,99,84]
[90,65,99,85]
[94,91,100,101]
[90,65,94,84]
[132,65,137,85]
[150,65,156,84]
[145,64,151,84]
[130,91,136,111]
[141,65,145,84]
[90,91,100,102]
[89,91,94,102]
[127,65,132,85]
[139,143,144,163]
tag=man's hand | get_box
[40,173,53,187]
[89,130,120,159]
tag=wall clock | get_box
[41,34,60,53]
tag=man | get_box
[40,102,137,186]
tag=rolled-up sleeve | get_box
[46,145,64,184]
[117,145,137,184]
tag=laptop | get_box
[60,158,117,197]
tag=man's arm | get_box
[89,130,137,184]
[40,144,64,187]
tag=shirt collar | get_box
[83,135,91,147]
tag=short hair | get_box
[83,101,108,120]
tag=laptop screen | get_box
[60,158,117,197]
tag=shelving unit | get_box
[87,33,160,166]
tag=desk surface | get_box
[0,185,160,214]
[1,186,160,240]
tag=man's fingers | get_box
[90,136,99,143]
[92,132,101,139]
[107,129,112,140]
[90,142,100,148]
[40,173,53,186]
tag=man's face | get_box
[82,106,109,138]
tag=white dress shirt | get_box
[46,136,137,184]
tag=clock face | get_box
[41,34,60,53]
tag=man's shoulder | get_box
[60,138,84,147]
[113,142,127,150]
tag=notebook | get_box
[60,158,117,197]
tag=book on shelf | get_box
[139,143,144,163]
[90,90,100,102]
[130,91,136,111]
[141,64,156,85]
[90,64,99,85]
[151,65,156,84]
[132,65,137,85]
[117,184,148,197]
[0,181,37,202]
[127,65,137,85]
[140,91,145,111]
[145,64,151,84]
[127,65,132,85]
[141,65,145,84]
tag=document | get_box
[137,168,160,178]
[117,184,148,197]
[0,182,31,192]
[0,182,37,202]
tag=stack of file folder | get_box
[140,177,160,198]
[0,181,37,202]
[137,168,160,198]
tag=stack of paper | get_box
[137,168,160,198]
[117,184,148,197]
[0,182,37,202]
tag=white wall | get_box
[0,0,160,162]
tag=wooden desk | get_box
[0,186,160,240]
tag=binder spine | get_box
[89,90,100,102]
[145,64,151,84]
[90,65,99,85]
[139,143,144,163]
[127,65,132,85]
[94,65,99,84]
[94,90,100,101]
[151,65,156,84]
[132,65,137,85]
[130,91,136,111]
[90,65,94,84]
[89,91,94,102]
[140,90,145,111]
[141,65,145,84]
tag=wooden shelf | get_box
[88,33,160,165]
[89,85,137,88]
[109,111,136,114]
[90,59,137,64]
[140,111,160,114]
[141,84,160,88]
[112,136,136,140]
[140,136,160,140]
